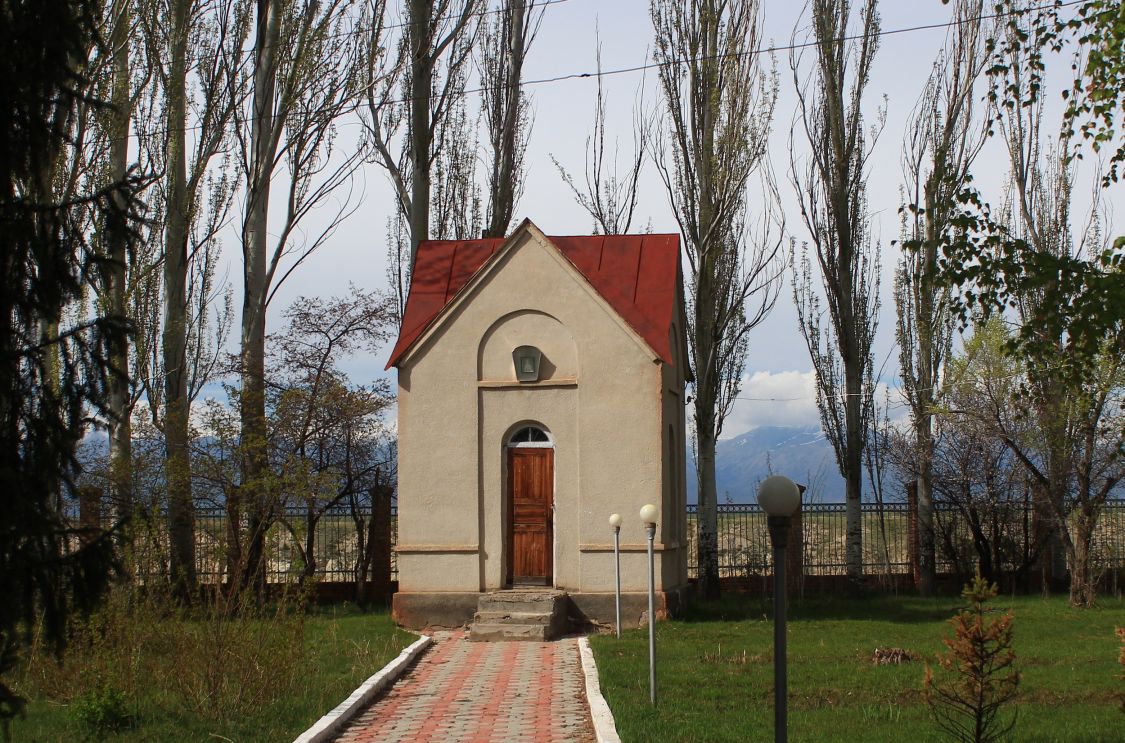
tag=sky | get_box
[203,0,1119,440]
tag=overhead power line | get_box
[125,0,1085,142]
[514,0,1085,89]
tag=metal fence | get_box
[117,499,1124,587]
[685,500,1125,579]
[172,504,396,585]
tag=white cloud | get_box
[719,370,820,439]
[714,370,910,440]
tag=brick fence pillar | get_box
[78,484,102,546]
[368,483,393,597]
[906,480,920,589]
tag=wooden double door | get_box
[507,447,553,585]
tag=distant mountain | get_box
[687,425,847,504]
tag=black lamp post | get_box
[640,503,658,706]
[757,475,801,743]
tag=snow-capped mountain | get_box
[686,425,847,504]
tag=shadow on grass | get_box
[680,593,962,625]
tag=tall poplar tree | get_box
[366,0,481,266]
[651,0,782,599]
[896,0,988,596]
[480,0,542,238]
[146,0,249,597]
[790,0,882,587]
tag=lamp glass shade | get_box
[639,503,658,525]
[757,475,801,517]
[609,513,622,528]
[513,345,542,382]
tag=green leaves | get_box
[931,180,1124,384]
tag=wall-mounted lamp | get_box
[513,345,542,382]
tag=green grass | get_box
[591,594,1125,742]
[10,604,416,742]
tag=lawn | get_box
[10,603,416,742]
[590,594,1125,742]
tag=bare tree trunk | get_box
[302,510,317,582]
[1045,443,1070,587]
[352,493,371,605]
[367,0,478,265]
[695,427,721,598]
[225,483,243,587]
[694,190,723,601]
[165,0,196,598]
[407,0,433,259]
[1067,503,1099,607]
[106,0,133,522]
[915,425,936,594]
[843,323,864,584]
[239,0,281,595]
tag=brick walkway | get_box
[332,631,597,743]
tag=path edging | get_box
[293,632,433,743]
[578,636,621,743]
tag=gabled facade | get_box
[388,219,690,628]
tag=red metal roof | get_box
[386,228,681,369]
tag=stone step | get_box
[476,590,566,614]
[473,610,555,626]
[469,622,552,642]
[469,590,570,641]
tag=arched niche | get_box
[477,310,578,382]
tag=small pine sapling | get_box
[1117,627,1124,712]
[924,574,1020,743]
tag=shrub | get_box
[165,589,309,721]
[72,683,133,737]
[924,574,1020,743]
[20,581,311,726]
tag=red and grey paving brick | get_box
[333,631,597,743]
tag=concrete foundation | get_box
[392,592,480,629]
[568,586,690,630]
[393,586,691,632]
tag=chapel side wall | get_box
[659,327,690,592]
[572,323,665,594]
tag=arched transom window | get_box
[507,425,552,447]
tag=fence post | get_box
[906,481,920,589]
[787,488,804,597]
